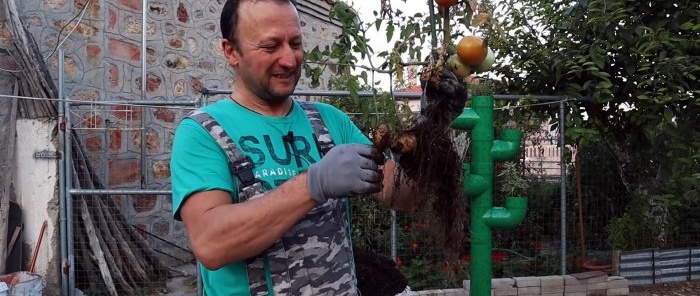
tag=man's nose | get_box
[277,45,298,68]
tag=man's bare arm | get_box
[180,173,316,270]
[374,159,419,212]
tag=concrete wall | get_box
[14,118,60,294]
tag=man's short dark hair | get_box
[220,0,298,44]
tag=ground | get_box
[629,280,700,296]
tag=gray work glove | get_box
[307,144,383,204]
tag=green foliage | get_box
[398,258,469,291]
[497,161,528,197]
[489,0,700,196]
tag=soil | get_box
[629,280,700,296]
[354,247,408,296]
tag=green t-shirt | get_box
[171,99,370,296]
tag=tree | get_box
[487,0,699,196]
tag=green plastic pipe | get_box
[451,96,528,296]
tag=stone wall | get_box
[11,0,342,261]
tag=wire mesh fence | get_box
[60,94,700,295]
[66,102,196,296]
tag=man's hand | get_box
[307,144,383,204]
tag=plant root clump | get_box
[374,61,469,259]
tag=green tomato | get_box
[473,48,495,73]
[447,54,471,79]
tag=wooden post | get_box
[0,82,18,274]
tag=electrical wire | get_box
[0,93,197,111]
[494,99,567,111]
[44,0,92,62]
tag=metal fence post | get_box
[559,99,567,275]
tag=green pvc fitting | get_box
[463,164,488,197]
[450,108,480,130]
[491,129,522,161]
[482,197,528,229]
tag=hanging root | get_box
[372,57,469,259]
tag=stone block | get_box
[564,292,587,296]
[564,284,587,293]
[442,288,469,296]
[541,275,565,293]
[491,278,515,289]
[463,280,470,290]
[492,287,517,296]
[572,271,608,284]
[514,276,541,287]
[606,276,629,289]
[586,289,607,296]
[606,288,628,296]
[587,281,608,291]
[563,275,582,286]
[542,293,564,296]
[541,275,564,286]
[418,290,442,296]
[517,286,541,295]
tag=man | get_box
[171,0,415,295]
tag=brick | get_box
[542,293,564,296]
[491,278,514,289]
[517,286,540,295]
[606,288,628,296]
[564,293,586,296]
[514,276,540,287]
[606,277,628,289]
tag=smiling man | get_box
[170,0,416,295]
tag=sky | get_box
[345,1,430,90]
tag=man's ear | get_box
[221,39,240,67]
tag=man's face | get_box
[223,1,303,103]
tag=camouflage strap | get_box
[297,100,335,156]
[186,110,265,202]
[188,102,351,295]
